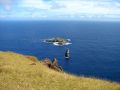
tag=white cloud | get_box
[0,0,12,11]
[49,0,120,20]
[19,0,51,10]
[52,1,120,14]
[0,0,120,20]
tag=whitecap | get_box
[65,42,72,45]
[53,42,72,46]
[67,39,71,41]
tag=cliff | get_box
[0,52,120,90]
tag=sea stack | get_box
[65,48,70,59]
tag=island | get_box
[44,37,71,46]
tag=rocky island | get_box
[44,37,71,46]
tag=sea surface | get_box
[0,21,120,82]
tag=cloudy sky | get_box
[0,0,120,21]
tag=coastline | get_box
[0,51,120,90]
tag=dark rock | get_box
[65,48,70,59]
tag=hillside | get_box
[0,52,120,90]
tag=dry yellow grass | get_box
[0,51,120,90]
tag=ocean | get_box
[0,21,120,82]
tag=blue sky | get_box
[0,0,120,21]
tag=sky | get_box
[0,0,120,21]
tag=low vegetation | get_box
[0,52,120,90]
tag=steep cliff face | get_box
[0,52,120,90]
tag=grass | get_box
[0,51,120,90]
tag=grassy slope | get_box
[0,52,120,90]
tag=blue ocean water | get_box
[0,21,120,82]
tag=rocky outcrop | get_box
[42,58,52,68]
[42,58,63,72]
[25,55,63,72]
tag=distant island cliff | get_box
[0,51,120,90]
